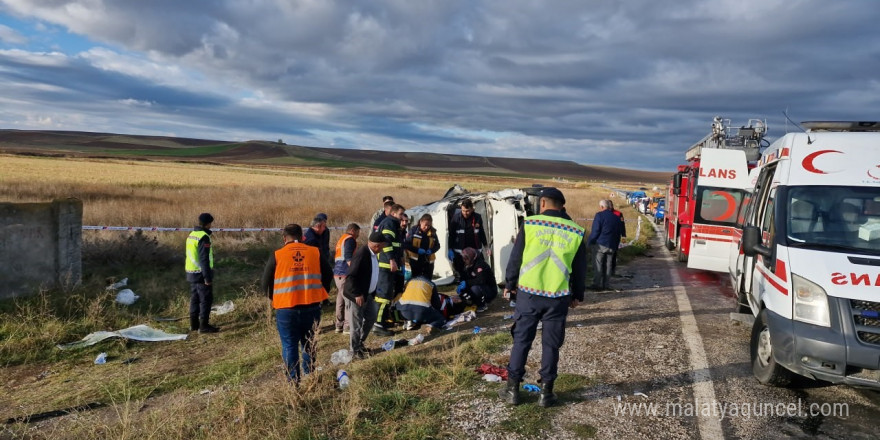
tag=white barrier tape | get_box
[575,218,639,223]
[82,226,347,232]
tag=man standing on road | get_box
[333,223,360,333]
[261,224,332,384]
[588,200,624,291]
[448,199,489,283]
[185,212,219,334]
[344,231,386,359]
[499,188,586,407]
[606,199,627,277]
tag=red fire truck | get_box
[665,117,767,272]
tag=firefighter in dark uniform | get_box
[374,204,405,335]
[448,199,489,282]
[499,188,586,407]
[185,212,219,333]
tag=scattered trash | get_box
[483,374,502,382]
[522,384,540,393]
[199,389,213,396]
[409,334,425,345]
[115,289,139,305]
[503,314,514,320]
[94,353,107,365]
[337,370,350,389]
[211,300,235,315]
[575,323,584,327]
[106,278,128,291]
[652,285,661,288]
[510,301,516,307]
[475,363,508,381]
[617,395,622,402]
[655,345,666,349]
[121,357,139,365]
[36,370,50,381]
[57,325,188,350]
[443,310,477,330]
[382,339,411,351]
[472,326,481,334]
[634,392,648,398]
[330,349,353,366]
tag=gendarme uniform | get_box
[502,198,587,407]
[185,225,215,331]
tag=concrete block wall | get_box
[0,199,82,299]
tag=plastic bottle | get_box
[94,352,107,365]
[337,370,349,389]
[409,333,425,345]
[382,339,395,351]
[473,326,481,334]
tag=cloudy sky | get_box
[0,1,878,171]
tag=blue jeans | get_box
[275,304,322,383]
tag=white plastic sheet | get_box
[57,325,188,350]
[211,300,235,315]
[115,289,139,305]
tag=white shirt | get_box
[368,246,379,294]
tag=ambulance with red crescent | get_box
[730,121,880,388]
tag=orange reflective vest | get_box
[272,242,328,309]
[334,233,356,262]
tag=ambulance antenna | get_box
[782,110,813,145]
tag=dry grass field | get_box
[0,154,648,439]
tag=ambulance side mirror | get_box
[742,225,772,260]
[673,174,682,196]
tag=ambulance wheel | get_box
[750,309,794,387]
[666,238,675,251]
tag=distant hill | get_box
[0,129,669,183]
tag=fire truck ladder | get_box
[685,116,767,162]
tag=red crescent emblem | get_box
[802,149,842,174]
[868,165,880,180]
[710,191,737,221]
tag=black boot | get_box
[538,381,557,408]
[190,316,200,332]
[498,380,520,405]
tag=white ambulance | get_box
[730,121,880,388]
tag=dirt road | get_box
[456,217,880,439]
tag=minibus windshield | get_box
[786,186,880,253]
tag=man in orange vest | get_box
[333,223,361,333]
[261,224,333,383]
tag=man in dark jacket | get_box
[304,213,331,265]
[500,188,586,408]
[448,199,489,283]
[185,213,219,333]
[456,247,497,312]
[588,200,624,291]
[343,231,386,359]
[607,199,627,276]
[372,198,395,232]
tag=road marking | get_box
[650,216,725,439]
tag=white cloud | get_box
[0,23,26,44]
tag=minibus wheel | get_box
[750,309,794,387]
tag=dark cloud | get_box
[0,0,879,171]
